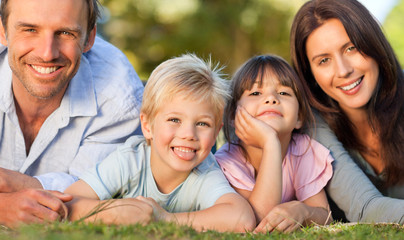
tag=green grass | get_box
[0,222,403,240]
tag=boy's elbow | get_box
[233,211,256,232]
[230,201,256,232]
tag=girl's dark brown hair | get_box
[290,0,404,185]
[223,55,314,156]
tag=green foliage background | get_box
[98,0,403,81]
[384,0,404,69]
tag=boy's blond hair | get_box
[141,53,230,131]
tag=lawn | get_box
[1,221,403,240]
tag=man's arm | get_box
[0,189,72,228]
[0,167,42,192]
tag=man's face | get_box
[0,0,95,100]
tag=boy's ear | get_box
[215,123,223,138]
[140,113,153,140]
[0,20,7,46]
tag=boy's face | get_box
[142,95,220,179]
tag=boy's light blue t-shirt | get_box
[80,135,236,212]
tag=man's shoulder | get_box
[0,45,6,55]
[82,36,144,106]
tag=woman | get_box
[290,0,404,223]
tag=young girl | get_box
[215,55,333,233]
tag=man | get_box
[0,0,144,227]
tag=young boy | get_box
[65,54,255,232]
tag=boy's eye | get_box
[249,91,261,96]
[196,122,211,127]
[168,118,180,123]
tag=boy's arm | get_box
[138,193,256,232]
[65,180,153,225]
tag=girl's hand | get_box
[136,196,170,222]
[235,105,278,149]
[254,201,308,233]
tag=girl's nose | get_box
[265,94,279,105]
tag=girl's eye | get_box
[249,91,261,96]
[279,91,291,96]
[168,118,180,123]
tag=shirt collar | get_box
[62,54,97,117]
[0,49,14,113]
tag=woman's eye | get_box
[319,58,330,65]
[279,91,291,96]
[347,46,356,52]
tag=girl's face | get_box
[305,18,379,116]
[237,73,302,137]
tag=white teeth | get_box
[340,78,362,91]
[174,147,195,153]
[31,65,58,74]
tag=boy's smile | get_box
[141,95,220,192]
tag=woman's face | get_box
[305,18,379,116]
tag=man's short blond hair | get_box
[141,53,230,130]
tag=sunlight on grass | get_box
[0,221,403,240]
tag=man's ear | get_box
[83,25,97,53]
[140,113,153,140]
[0,20,8,46]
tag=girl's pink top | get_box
[215,134,334,202]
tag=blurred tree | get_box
[384,0,404,68]
[98,0,301,80]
